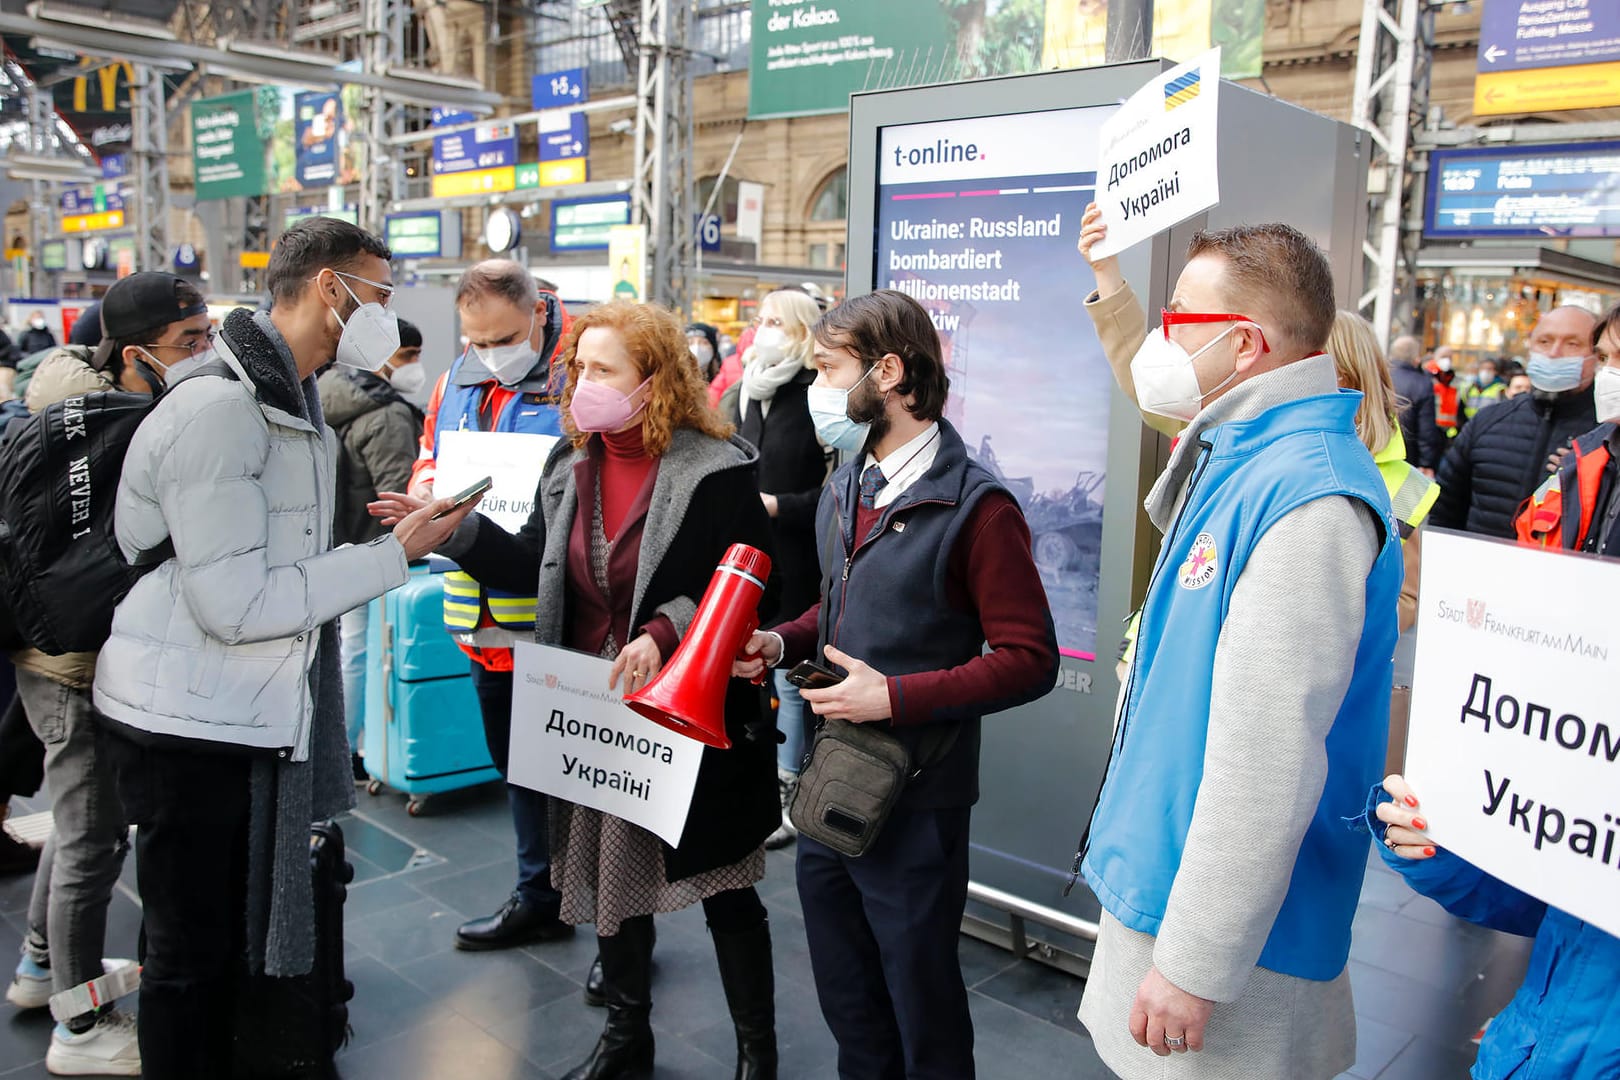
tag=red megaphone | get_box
[624,544,772,750]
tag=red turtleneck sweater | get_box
[600,424,657,541]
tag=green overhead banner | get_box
[747,0,1266,119]
[191,89,281,201]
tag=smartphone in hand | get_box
[431,476,493,521]
[787,660,845,691]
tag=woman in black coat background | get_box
[731,288,831,848]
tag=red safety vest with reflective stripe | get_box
[1514,424,1614,551]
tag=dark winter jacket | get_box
[1391,362,1442,470]
[1431,387,1598,539]
[733,368,830,626]
[441,427,780,882]
[17,328,57,356]
[316,368,423,547]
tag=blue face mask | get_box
[807,364,878,453]
[1526,351,1586,394]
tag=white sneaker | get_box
[7,953,51,1009]
[7,958,137,1012]
[46,1009,141,1076]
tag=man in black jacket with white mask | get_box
[1431,306,1598,538]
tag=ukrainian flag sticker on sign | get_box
[1164,70,1202,111]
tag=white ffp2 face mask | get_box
[1594,365,1620,424]
[1128,325,1241,423]
[473,315,540,385]
[387,361,427,395]
[330,275,401,371]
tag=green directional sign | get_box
[515,162,541,190]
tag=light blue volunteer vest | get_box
[1082,389,1402,981]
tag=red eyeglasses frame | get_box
[1160,310,1271,354]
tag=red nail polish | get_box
[1412,816,1427,831]
[1423,847,1435,857]
[1403,795,1418,807]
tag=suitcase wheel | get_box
[406,797,429,817]
[366,779,383,797]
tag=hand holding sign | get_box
[1374,774,1437,860]
[1079,203,1125,298]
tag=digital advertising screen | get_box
[874,106,1115,660]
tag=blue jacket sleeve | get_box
[1364,785,1547,937]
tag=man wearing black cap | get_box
[4,271,207,1076]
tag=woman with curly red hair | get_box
[383,301,781,1080]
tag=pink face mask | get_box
[570,375,652,433]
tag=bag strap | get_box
[816,487,959,775]
[815,496,838,649]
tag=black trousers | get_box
[796,805,975,1080]
[106,729,252,1080]
[469,661,560,912]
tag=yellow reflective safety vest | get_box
[433,356,563,636]
[1464,378,1506,421]
[1374,427,1439,540]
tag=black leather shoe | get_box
[454,893,574,951]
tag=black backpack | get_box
[0,361,234,655]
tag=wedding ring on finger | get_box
[1165,1035,1187,1050]
[1384,834,1400,852]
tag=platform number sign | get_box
[533,67,589,111]
[695,213,722,253]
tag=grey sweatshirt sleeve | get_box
[1151,495,1379,1003]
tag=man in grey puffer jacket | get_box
[92,219,467,1079]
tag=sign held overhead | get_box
[1090,48,1221,259]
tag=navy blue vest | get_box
[813,419,1008,809]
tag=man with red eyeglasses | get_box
[1072,208,1403,1079]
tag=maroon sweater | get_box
[565,426,678,660]
[774,489,1054,725]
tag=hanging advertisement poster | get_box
[191,88,283,201]
[748,0,1043,119]
[1043,0,1263,79]
[294,91,343,188]
[873,105,1114,658]
[608,224,647,302]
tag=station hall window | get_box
[809,167,847,222]
[697,175,742,225]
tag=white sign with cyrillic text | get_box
[508,641,704,848]
[1092,48,1221,259]
[435,429,556,534]
[1406,529,1620,938]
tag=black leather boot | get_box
[564,916,655,1080]
[712,921,777,1080]
[585,923,654,1006]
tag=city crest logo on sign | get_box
[1467,600,1487,631]
[1179,533,1219,590]
[545,674,559,689]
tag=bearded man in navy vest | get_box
[1073,225,1403,1079]
[735,289,1060,1079]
